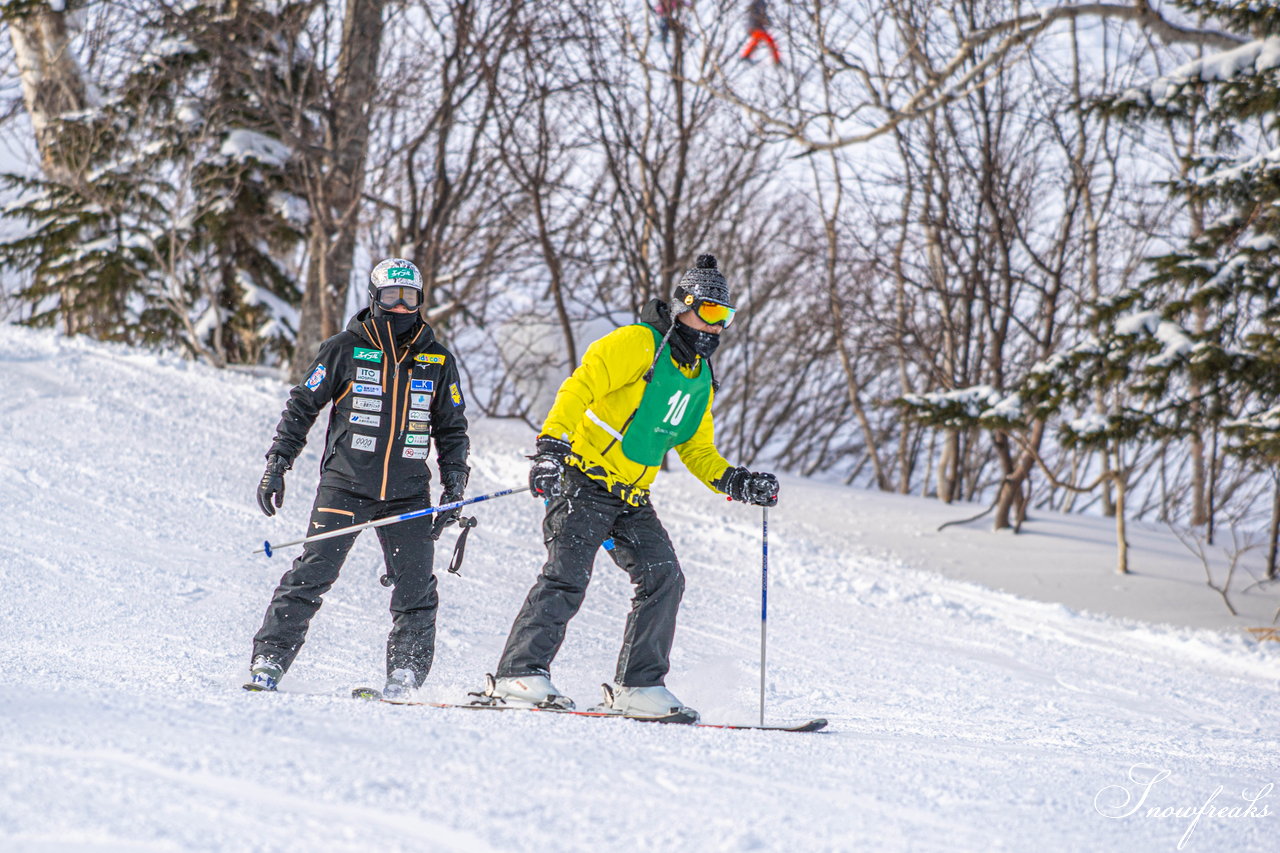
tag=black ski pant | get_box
[252,483,438,685]
[496,468,685,687]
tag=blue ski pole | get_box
[760,505,768,726]
[253,486,530,557]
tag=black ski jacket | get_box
[267,309,470,501]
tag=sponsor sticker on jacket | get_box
[349,413,381,427]
[411,379,434,392]
[353,347,382,362]
[402,447,431,460]
[408,409,430,422]
[355,366,380,383]
[353,383,382,397]
[305,363,326,391]
[352,397,382,412]
[411,393,432,409]
[404,433,430,446]
[351,434,377,453]
[408,421,429,432]
[450,382,463,407]
[414,353,446,364]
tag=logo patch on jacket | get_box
[402,447,430,459]
[353,383,382,397]
[410,393,432,409]
[305,363,326,391]
[349,413,381,427]
[353,347,382,362]
[404,434,430,446]
[355,366,380,383]
[449,382,463,407]
[408,421,429,432]
[414,353,446,364]
[350,434,377,453]
[411,379,434,392]
[408,409,430,422]
[352,397,382,412]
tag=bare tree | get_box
[292,0,386,377]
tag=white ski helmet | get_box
[369,258,424,313]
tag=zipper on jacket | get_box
[381,354,400,500]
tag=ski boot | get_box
[472,673,575,710]
[244,656,284,692]
[596,683,699,721]
[381,668,419,702]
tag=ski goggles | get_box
[691,299,736,328]
[375,285,422,310]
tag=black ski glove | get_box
[717,466,780,507]
[431,469,469,540]
[529,435,572,500]
[256,453,291,517]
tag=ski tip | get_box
[242,682,273,692]
[351,687,383,701]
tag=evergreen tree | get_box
[1095,7,1280,509]
[0,1,319,365]
[902,8,1280,530]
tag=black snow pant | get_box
[252,483,438,685]
[496,468,686,687]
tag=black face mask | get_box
[374,308,421,337]
[673,320,722,359]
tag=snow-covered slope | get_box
[2,325,1277,852]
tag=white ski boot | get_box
[381,668,418,701]
[597,683,699,721]
[476,673,575,710]
[244,656,283,692]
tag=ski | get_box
[351,687,826,732]
[690,718,827,733]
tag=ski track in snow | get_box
[1,325,1277,852]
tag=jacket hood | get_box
[639,298,673,334]
[639,298,700,368]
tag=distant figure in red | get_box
[741,0,781,64]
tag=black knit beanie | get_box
[673,253,733,311]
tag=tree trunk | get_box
[7,5,92,335]
[1267,473,1279,582]
[937,430,958,503]
[7,8,89,183]
[994,421,1045,530]
[293,0,386,377]
[1113,451,1130,574]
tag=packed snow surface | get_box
[1,325,1277,852]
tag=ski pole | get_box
[253,486,529,557]
[760,505,768,726]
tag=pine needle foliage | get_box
[0,1,320,365]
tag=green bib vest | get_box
[618,323,713,466]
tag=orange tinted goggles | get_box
[693,300,736,328]
[376,285,422,310]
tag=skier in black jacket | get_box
[246,258,470,699]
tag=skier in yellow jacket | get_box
[478,254,779,719]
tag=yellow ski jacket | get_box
[541,323,732,504]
